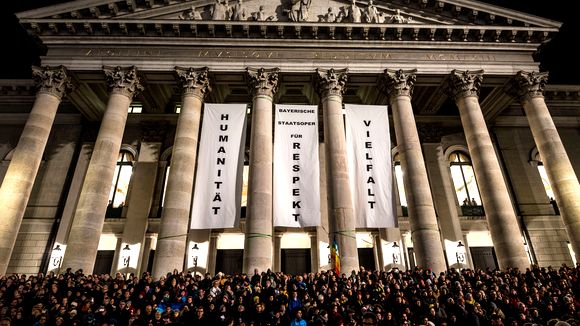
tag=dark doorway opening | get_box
[281,249,311,275]
[357,248,376,271]
[216,249,244,275]
[93,250,114,275]
[470,247,499,270]
[146,250,155,273]
[407,248,416,269]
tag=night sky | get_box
[1,0,578,84]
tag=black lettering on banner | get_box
[293,188,300,196]
[363,118,375,210]
[293,142,301,149]
[292,176,300,183]
[292,213,300,221]
[214,114,230,218]
[292,201,301,208]
[292,165,299,172]
[293,153,300,160]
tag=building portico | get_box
[0,0,578,276]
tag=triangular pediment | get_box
[17,0,561,28]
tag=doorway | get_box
[281,249,311,275]
[93,250,114,275]
[470,247,499,270]
[357,248,376,271]
[215,249,244,275]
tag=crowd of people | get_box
[0,264,578,326]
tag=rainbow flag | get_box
[330,238,341,275]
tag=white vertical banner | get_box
[345,104,395,228]
[191,103,247,229]
[274,105,321,227]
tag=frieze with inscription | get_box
[82,47,497,62]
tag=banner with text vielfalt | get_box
[274,105,321,227]
[345,104,395,228]
[191,103,247,229]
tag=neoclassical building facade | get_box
[0,0,579,277]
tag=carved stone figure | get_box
[365,0,380,23]
[348,0,362,23]
[324,7,337,23]
[252,5,275,21]
[288,0,312,22]
[178,6,202,20]
[211,0,229,20]
[388,9,410,23]
[230,0,246,21]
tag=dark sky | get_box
[1,0,578,84]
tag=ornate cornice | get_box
[381,68,417,100]
[103,65,144,98]
[505,70,548,102]
[445,69,484,100]
[32,65,73,100]
[315,68,349,99]
[246,67,280,98]
[174,66,211,99]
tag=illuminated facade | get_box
[0,0,579,277]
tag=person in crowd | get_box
[0,264,578,325]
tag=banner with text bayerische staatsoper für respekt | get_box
[273,104,321,227]
[345,104,395,228]
[191,103,247,229]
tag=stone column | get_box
[309,234,319,273]
[47,142,92,274]
[508,71,580,261]
[445,69,528,270]
[207,234,218,275]
[316,143,330,272]
[273,234,282,272]
[152,67,210,278]
[314,68,359,274]
[0,66,72,275]
[243,67,279,274]
[139,236,154,274]
[422,143,466,268]
[381,69,446,273]
[116,141,161,275]
[62,66,143,273]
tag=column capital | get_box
[444,69,484,101]
[505,71,548,102]
[381,68,417,100]
[32,65,73,100]
[103,66,144,99]
[315,68,349,99]
[174,66,211,100]
[246,67,280,98]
